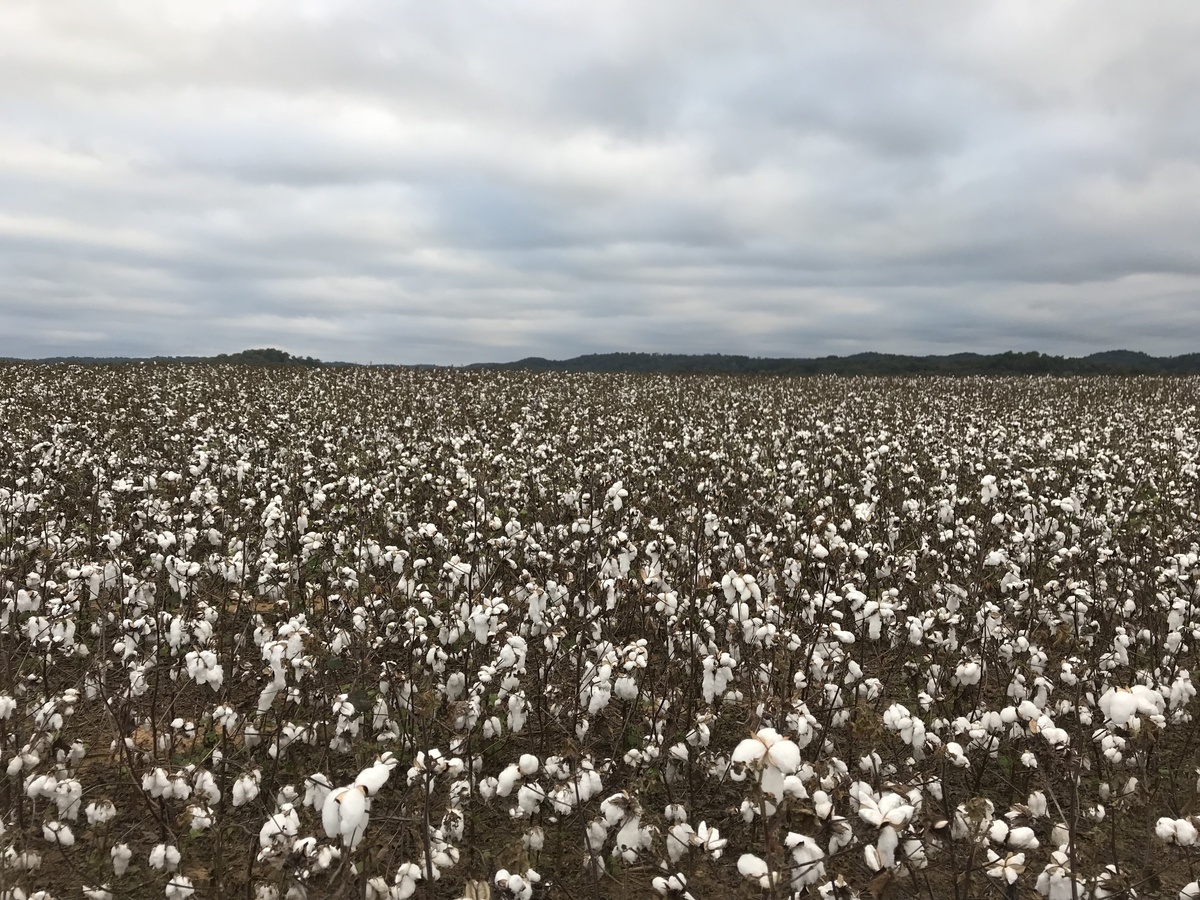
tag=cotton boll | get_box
[165,875,195,899]
[111,843,132,875]
[1099,689,1140,727]
[1156,817,1178,843]
[497,763,521,797]
[738,853,769,880]
[1007,826,1038,849]
[523,826,545,852]
[322,785,371,849]
[148,843,181,872]
[86,800,118,825]
[393,863,423,899]
[1176,819,1199,847]
[876,825,899,870]
[232,771,261,807]
[354,758,395,796]
[1027,791,1048,818]
[42,821,74,847]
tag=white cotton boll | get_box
[1027,791,1048,818]
[232,772,260,807]
[954,662,982,686]
[517,784,544,815]
[188,805,214,831]
[664,803,687,823]
[1157,817,1177,842]
[364,876,390,900]
[767,738,801,774]
[1051,823,1070,848]
[393,862,422,899]
[732,738,767,765]
[1008,826,1039,850]
[165,874,195,899]
[86,800,118,825]
[667,823,694,863]
[111,843,132,875]
[523,825,545,852]
[738,853,769,880]
[313,844,341,873]
[43,821,74,846]
[1176,819,1199,847]
[497,763,521,797]
[761,766,786,803]
[323,785,370,849]
[585,819,608,853]
[354,759,394,796]
[786,833,826,889]
[518,754,539,776]
[148,843,181,872]
[303,773,331,811]
[864,844,884,872]
[876,825,899,870]
[83,887,114,900]
[1099,689,1140,727]
[989,820,1011,845]
[1181,881,1200,900]
[813,790,834,819]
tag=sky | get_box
[2,1,1200,365]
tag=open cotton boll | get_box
[42,821,74,847]
[651,873,693,899]
[875,825,899,869]
[148,843,181,872]
[391,863,423,899]
[667,823,695,864]
[304,773,332,811]
[496,763,522,797]
[111,843,132,875]
[1157,817,1199,846]
[737,853,770,880]
[516,783,545,815]
[985,851,1026,885]
[785,833,825,889]
[354,756,396,796]
[322,785,370,850]
[1099,689,1140,727]
[85,800,117,825]
[165,875,195,900]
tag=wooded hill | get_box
[7,348,1200,375]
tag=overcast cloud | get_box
[2,1,1199,364]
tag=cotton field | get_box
[0,366,1198,900]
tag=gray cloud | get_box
[3,0,1200,364]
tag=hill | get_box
[468,349,1200,375]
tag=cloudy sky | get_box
[3,1,1199,364]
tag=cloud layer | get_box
[3,0,1199,363]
